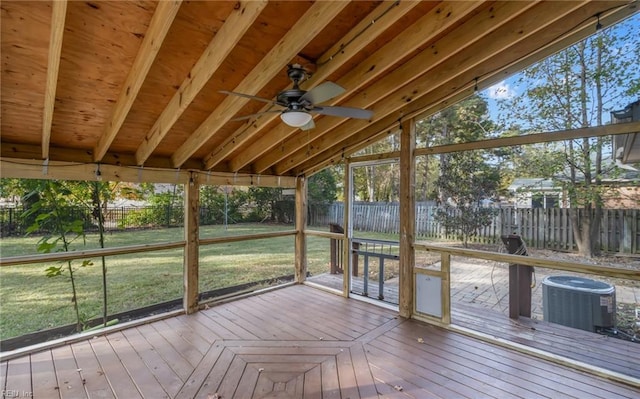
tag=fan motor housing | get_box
[277,89,306,107]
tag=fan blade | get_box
[312,106,373,120]
[300,81,345,104]
[219,90,275,104]
[300,119,315,131]
[230,110,282,122]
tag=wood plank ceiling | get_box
[1,1,638,178]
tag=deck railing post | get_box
[329,223,344,274]
[399,118,416,318]
[184,171,199,314]
[502,234,532,319]
[295,176,308,283]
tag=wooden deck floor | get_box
[1,285,638,398]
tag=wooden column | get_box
[184,172,199,314]
[399,119,416,318]
[342,160,351,297]
[295,176,307,283]
[441,253,451,324]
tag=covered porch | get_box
[2,1,640,397]
[2,285,638,398]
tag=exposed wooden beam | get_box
[346,122,640,161]
[94,0,182,162]
[0,157,297,187]
[222,0,422,172]
[300,1,632,176]
[134,0,267,166]
[252,0,489,174]
[272,0,544,175]
[417,122,640,156]
[291,1,590,175]
[2,142,204,171]
[42,0,67,160]
[171,1,350,168]
[0,157,190,183]
[398,118,415,319]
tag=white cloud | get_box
[486,81,515,100]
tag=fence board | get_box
[309,204,639,254]
[2,204,638,254]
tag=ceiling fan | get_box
[220,64,373,130]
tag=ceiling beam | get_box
[2,142,203,171]
[93,0,182,162]
[275,0,557,175]
[42,0,67,160]
[0,157,296,187]
[134,0,267,166]
[300,1,633,176]
[250,0,488,175]
[170,1,350,169]
[416,121,640,156]
[221,0,422,172]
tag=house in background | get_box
[508,178,565,209]
[612,100,640,166]
[508,174,640,210]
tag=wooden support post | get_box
[399,119,416,318]
[342,160,351,298]
[502,234,532,319]
[441,252,451,324]
[351,241,359,277]
[183,172,199,314]
[295,176,307,283]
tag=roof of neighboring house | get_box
[508,178,558,192]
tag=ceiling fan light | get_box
[281,110,312,127]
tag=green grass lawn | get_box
[0,224,337,340]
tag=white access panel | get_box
[416,274,442,317]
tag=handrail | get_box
[353,237,399,246]
[199,230,296,245]
[414,242,639,281]
[304,229,344,240]
[0,241,186,267]
[1,230,298,267]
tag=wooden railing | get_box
[412,241,640,325]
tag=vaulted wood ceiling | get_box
[1,1,637,178]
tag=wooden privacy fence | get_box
[309,203,639,254]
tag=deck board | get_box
[134,323,194,382]
[121,327,184,397]
[89,336,143,398]
[5,354,31,397]
[452,303,640,379]
[109,331,170,398]
[1,285,638,398]
[71,340,115,399]
[29,350,60,398]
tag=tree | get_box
[416,95,501,246]
[23,180,94,332]
[247,187,283,222]
[499,19,640,257]
[435,151,500,246]
[352,134,400,202]
[199,185,247,225]
[308,168,338,204]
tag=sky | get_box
[482,12,640,126]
